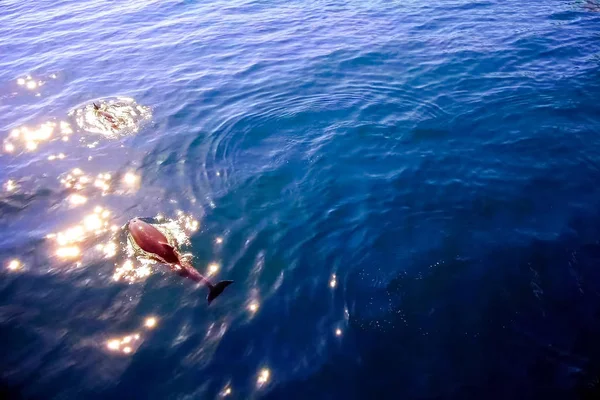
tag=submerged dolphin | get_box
[127,218,233,304]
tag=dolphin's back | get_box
[127,217,234,304]
[128,218,179,264]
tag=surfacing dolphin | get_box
[93,102,120,130]
[128,218,233,304]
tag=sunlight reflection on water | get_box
[3,120,73,154]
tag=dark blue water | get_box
[2,1,600,398]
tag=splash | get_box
[112,258,154,283]
[69,98,151,137]
[127,213,199,255]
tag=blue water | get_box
[2,0,600,398]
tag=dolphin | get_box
[93,102,120,130]
[127,218,233,304]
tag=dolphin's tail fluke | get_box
[207,280,234,304]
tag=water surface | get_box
[1,1,600,399]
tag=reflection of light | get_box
[90,173,112,193]
[60,121,72,134]
[26,80,37,90]
[257,368,270,385]
[69,194,87,206]
[7,259,21,271]
[123,260,133,271]
[123,172,139,186]
[50,207,113,261]
[5,180,16,192]
[48,153,66,161]
[215,237,223,244]
[56,246,81,259]
[107,340,120,350]
[330,274,337,288]
[103,241,117,258]
[186,219,199,231]
[94,180,108,191]
[17,78,25,85]
[4,121,72,153]
[335,328,342,336]
[144,317,157,329]
[222,387,232,397]
[84,214,102,231]
[112,258,153,282]
[106,333,143,355]
[207,263,219,276]
[248,301,259,313]
[138,265,151,276]
[62,169,112,195]
[56,226,84,245]
[175,212,200,233]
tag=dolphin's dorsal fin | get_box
[159,241,175,253]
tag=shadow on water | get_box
[264,209,600,400]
